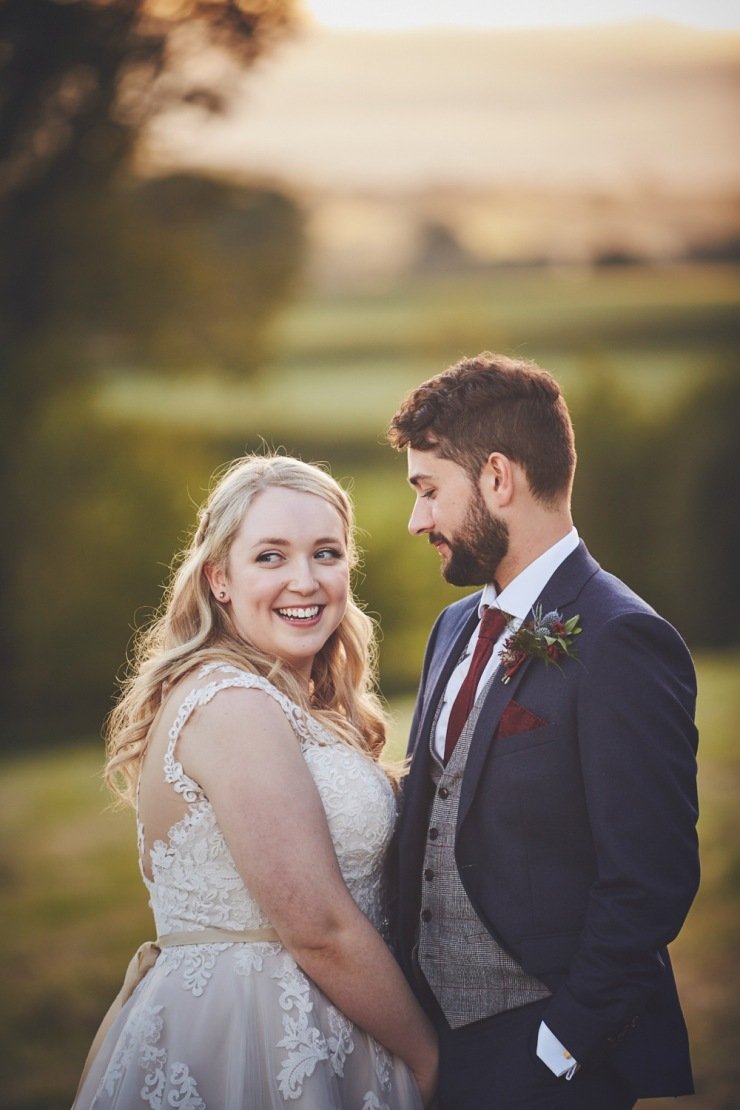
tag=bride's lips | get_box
[274,605,324,627]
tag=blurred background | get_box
[0,1,738,1105]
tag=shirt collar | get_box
[479,527,579,621]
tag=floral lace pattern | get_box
[102,1004,205,1110]
[139,667,396,942]
[110,666,400,1104]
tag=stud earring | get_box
[219,591,227,600]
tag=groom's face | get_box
[407,448,509,586]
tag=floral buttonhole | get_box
[500,605,582,684]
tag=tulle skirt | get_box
[73,942,423,1109]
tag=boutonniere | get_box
[500,605,582,683]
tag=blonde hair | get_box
[105,454,396,805]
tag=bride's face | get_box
[208,486,350,684]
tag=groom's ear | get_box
[480,452,515,507]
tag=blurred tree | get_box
[40,171,305,372]
[13,389,223,733]
[654,367,740,644]
[0,0,300,725]
[569,364,652,596]
[570,359,740,648]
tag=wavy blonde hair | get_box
[105,454,396,805]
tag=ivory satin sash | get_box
[74,925,280,1100]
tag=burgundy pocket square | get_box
[495,700,547,739]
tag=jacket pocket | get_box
[495,699,547,739]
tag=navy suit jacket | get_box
[393,542,699,1098]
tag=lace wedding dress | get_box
[74,664,422,1109]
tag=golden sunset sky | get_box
[302,0,738,30]
[148,15,739,195]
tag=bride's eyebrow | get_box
[250,535,344,548]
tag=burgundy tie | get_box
[444,606,510,763]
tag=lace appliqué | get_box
[360,1037,394,1108]
[101,1004,205,1110]
[142,665,396,943]
[271,953,360,1100]
[161,667,336,806]
[157,945,223,998]
[197,664,338,747]
[233,941,282,976]
[362,1094,390,1110]
[109,664,406,1108]
[156,940,283,1001]
[326,1004,354,1078]
[372,1039,393,1093]
[301,741,396,927]
[273,956,329,1099]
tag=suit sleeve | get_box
[542,611,699,1063]
[386,608,443,939]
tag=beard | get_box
[431,488,509,587]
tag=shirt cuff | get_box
[536,1021,579,1080]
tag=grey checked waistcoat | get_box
[416,671,550,1028]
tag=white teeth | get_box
[278,606,320,620]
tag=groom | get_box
[387,353,699,1109]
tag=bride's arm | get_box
[180,686,438,1106]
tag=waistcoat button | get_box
[424,868,434,881]
[421,909,432,923]
[438,786,450,799]
[429,827,439,840]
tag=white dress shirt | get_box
[431,526,581,1079]
[432,527,580,760]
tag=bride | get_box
[73,454,437,1109]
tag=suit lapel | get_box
[457,542,600,828]
[399,595,479,840]
[416,597,480,753]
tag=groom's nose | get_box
[409,497,432,535]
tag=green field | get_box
[73,259,740,701]
[97,262,740,440]
[1,653,738,1108]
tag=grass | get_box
[0,652,737,1108]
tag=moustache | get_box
[429,533,450,547]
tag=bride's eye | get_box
[315,547,343,561]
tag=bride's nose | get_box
[288,557,319,594]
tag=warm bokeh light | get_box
[303,0,740,30]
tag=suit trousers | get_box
[422,986,636,1110]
